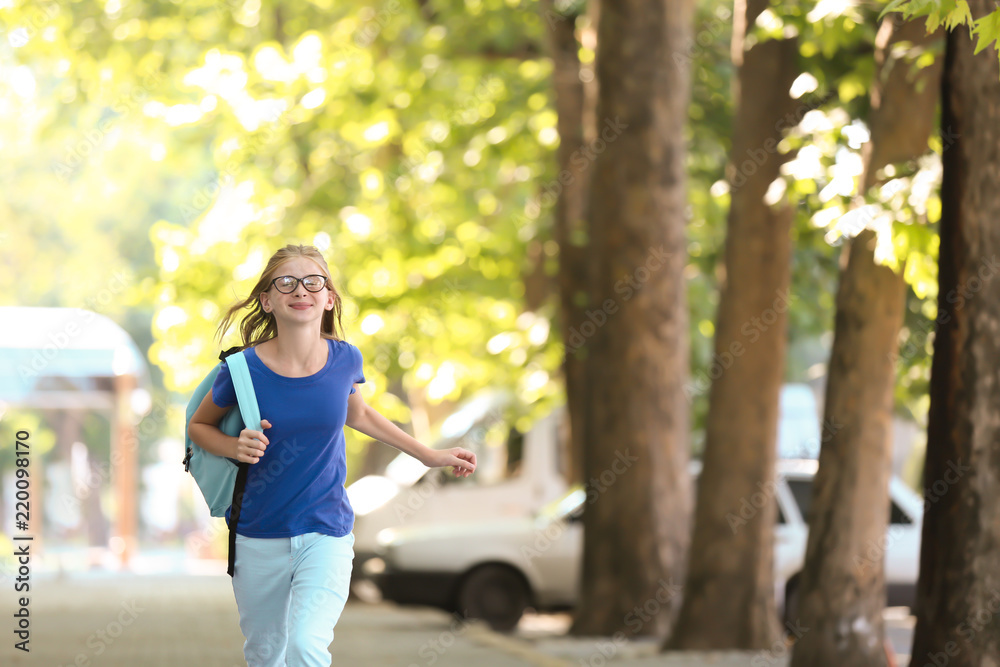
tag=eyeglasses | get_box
[269,275,328,293]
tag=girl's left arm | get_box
[345,385,476,477]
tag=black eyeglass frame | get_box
[268,274,330,294]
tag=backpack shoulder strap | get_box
[222,349,260,578]
[226,350,261,432]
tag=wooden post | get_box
[111,373,138,569]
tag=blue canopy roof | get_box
[0,307,150,407]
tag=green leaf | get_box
[945,0,973,29]
[924,0,955,33]
[879,0,911,20]
[971,10,1000,56]
[900,0,941,20]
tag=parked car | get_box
[353,383,820,589]
[774,459,923,621]
[372,458,923,632]
[347,390,571,585]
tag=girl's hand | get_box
[424,447,477,478]
[236,419,272,464]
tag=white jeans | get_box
[232,532,355,667]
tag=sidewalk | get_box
[14,572,928,666]
[0,571,915,667]
[512,611,912,667]
[0,573,572,667]
[0,572,794,667]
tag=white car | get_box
[348,392,570,587]
[355,383,821,584]
[772,459,923,621]
[372,459,923,631]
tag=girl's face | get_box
[260,257,335,323]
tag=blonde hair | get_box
[216,244,345,348]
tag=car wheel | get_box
[456,565,530,633]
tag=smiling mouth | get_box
[290,304,311,309]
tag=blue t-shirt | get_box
[210,337,365,538]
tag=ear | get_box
[260,293,270,313]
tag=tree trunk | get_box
[790,18,941,667]
[910,6,1000,665]
[788,229,905,666]
[666,0,796,649]
[569,0,694,637]
[539,0,598,486]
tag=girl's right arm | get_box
[188,391,272,463]
[188,391,239,458]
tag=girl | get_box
[188,243,476,667]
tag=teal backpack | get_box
[183,347,261,576]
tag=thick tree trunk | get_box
[540,0,597,486]
[788,229,905,666]
[666,0,797,649]
[790,18,941,667]
[569,0,693,637]
[910,6,1000,665]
